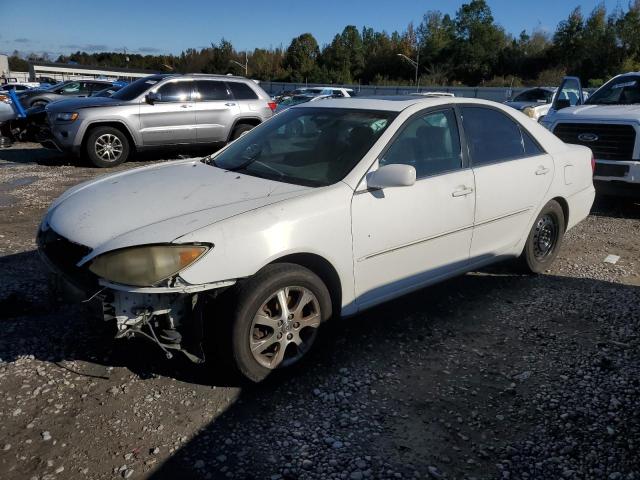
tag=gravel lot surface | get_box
[0,143,639,480]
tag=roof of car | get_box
[296,96,497,112]
[159,73,251,81]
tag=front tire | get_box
[520,200,565,273]
[85,126,130,167]
[227,264,332,382]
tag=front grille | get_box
[553,123,636,161]
[37,227,97,289]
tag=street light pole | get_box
[397,53,419,92]
[230,51,248,77]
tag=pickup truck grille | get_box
[553,123,636,161]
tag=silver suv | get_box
[42,74,276,167]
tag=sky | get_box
[0,0,624,58]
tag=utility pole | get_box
[230,51,248,76]
[397,52,419,92]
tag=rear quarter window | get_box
[228,82,259,100]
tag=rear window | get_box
[228,82,258,100]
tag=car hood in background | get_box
[45,159,311,257]
[551,104,640,122]
[505,101,548,110]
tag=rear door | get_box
[462,106,554,258]
[193,80,238,143]
[138,79,196,145]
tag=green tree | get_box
[284,33,320,82]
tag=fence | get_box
[259,81,529,101]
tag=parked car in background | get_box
[300,86,355,97]
[1,82,40,93]
[541,74,640,197]
[38,96,595,381]
[17,79,117,107]
[42,74,276,167]
[505,87,556,120]
[275,93,331,113]
[91,85,124,97]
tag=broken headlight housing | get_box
[89,244,210,287]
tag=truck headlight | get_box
[89,244,210,287]
[55,112,79,122]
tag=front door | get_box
[460,106,555,258]
[351,108,476,309]
[139,79,196,145]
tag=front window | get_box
[110,75,165,101]
[207,107,396,187]
[586,75,640,105]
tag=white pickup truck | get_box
[541,74,640,197]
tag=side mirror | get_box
[554,98,571,110]
[146,92,161,104]
[366,164,416,189]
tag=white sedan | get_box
[38,97,596,381]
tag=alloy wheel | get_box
[249,286,321,369]
[95,133,123,163]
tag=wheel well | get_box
[82,122,136,153]
[552,196,569,231]
[228,118,261,141]
[270,253,342,318]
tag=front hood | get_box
[46,96,126,112]
[45,159,311,256]
[552,104,640,122]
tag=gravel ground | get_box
[0,143,639,480]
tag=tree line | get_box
[8,0,640,88]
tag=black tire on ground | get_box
[520,199,565,274]
[230,123,255,141]
[222,263,332,383]
[84,126,130,167]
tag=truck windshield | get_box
[586,76,640,105]
[111,76,165,101]
[205,107,396,187]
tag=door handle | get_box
[535,166,550,175]
[225,102,237,107]
[452,186,474,197]
[180,104,193,108]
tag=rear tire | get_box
[85,126,130,167]
[230,123,255,141]
[220,263,332,383]
[520,200,565,273]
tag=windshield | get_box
[586,76,640,105]
[513,88,553,103]
[111,75,165,101]
[206,107,396,187]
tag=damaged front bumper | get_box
[38,227,236,364]
[99,278,235,363]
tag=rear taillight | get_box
[591,153,596,173]
[267,101,277,112]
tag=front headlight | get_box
[89,244,210,287]
[55,112,79,122]
[522,106,537,119]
